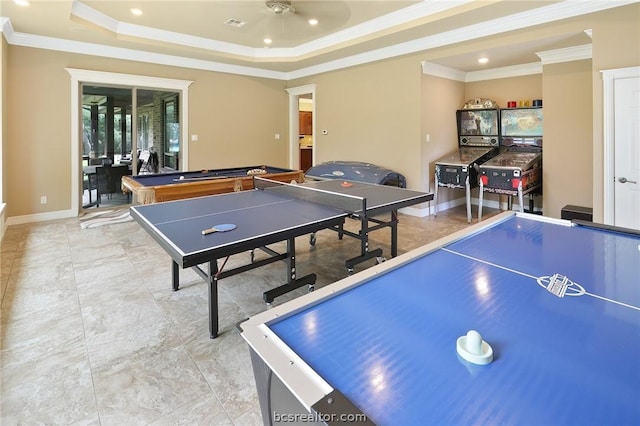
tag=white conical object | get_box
[457,329,493,365]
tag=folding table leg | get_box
[208,260,219,339]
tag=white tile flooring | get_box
[0,205,495,425]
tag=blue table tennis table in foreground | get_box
[130,177,432,338]
[240,212,640,425]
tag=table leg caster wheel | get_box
[376,257,386,264]
[347,268,354,276]
[308,284,315,293]
[309,234,316,246]
[250,250,255,263]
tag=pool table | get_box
[121,165,304,204]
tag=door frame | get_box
[67,68,192,214]
[286,84,316,171]
[602,66,640,225]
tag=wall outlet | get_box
[40,196,47,204]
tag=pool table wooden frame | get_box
[121,166,304,204]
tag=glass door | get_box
[163,94,180,171]
[81,85,133,208]
[80,86,182,209]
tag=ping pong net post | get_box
[253,176,366,214]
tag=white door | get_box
[613,75,640,229]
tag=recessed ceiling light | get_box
[264,38,272,45]
[130,8,143,16]
[478,57,489,64]
[308,18,318,26]
[13,0,30,6]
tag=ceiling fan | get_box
[226,0,350,45]
[265,0,296,15]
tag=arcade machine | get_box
[434,99,501,223]
[478,106,543,221]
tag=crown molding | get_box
[4,30,287,80]
[536,44,593,65]
[466,62,543,82]
[69,0,476,61]
[292,0,474,58]
[421,62,467,82]
[422,44,592,83]
[422,61,542,82]
[71,0,258,59]
[286,84,318,96]
[0,17,11,34]
[280,0,633,80]
[1,1,636,81]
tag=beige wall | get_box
[7,47,71,216]
[543,60,593,218]
[289,55,425,192]
[187,73,288,170]
[2,3,639,221]
[4,47,289,217]
[421,74,465,204]
[465,75,543,109]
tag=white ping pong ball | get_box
[179,176,185,180]
[466,330,483,355]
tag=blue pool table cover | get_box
[242,212,640,425]
[306,161,407,187]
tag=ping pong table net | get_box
[253,176,366,214]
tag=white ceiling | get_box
[0,1,635,79]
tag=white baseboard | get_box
[6,208,77,227]
[0,203,6,241]
[401,196,540,219]
[399,205,430,217]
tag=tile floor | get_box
[0,205,497,425]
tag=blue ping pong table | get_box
[241,212,640,425]
[130,177,432,338]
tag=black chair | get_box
[109,165,132,198]
[94,165,110,206]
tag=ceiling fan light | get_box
[478,57,489,64]
[308,18,319,26]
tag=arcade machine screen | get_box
[457,109,500,146]
[500,107,543,148]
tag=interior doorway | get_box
[298,96,313,172]
[286,84,317,172]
